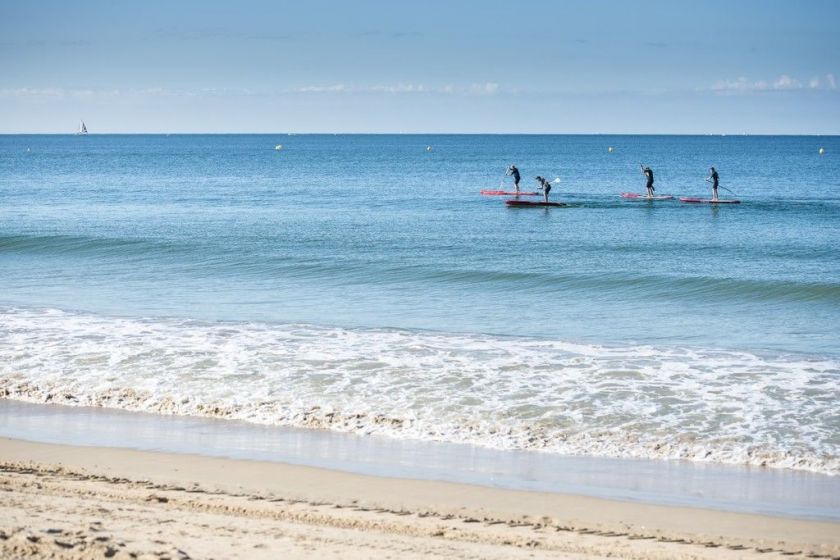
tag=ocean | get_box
[1,134,838,474]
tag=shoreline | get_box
[2,437,839,559]
[3,399,839,521]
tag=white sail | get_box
[78,120,88,134]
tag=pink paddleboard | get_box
[680,197,741,204]
[620,193,674,200]
[481,190,539,196]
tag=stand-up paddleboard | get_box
[680,197,741,204]
[481,190,539,196]
[620,192,674,200]
[506,200,566,207]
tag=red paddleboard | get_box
[481,190,539,196]
[680,197,741,204]
[621,192,674,200]
[506,200,566,207]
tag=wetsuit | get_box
[644,168,654,190]
[508,166,521,189]
[710,169,719,200]
[539,178,551,202]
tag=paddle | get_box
[706,178,738,196]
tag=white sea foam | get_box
[1,307,838,474]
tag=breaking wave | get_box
[1,307,838,474]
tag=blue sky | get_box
[2,0,838,133]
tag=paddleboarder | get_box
[506,164,521,194]
[640,165,655,198]
[535,176,552,202]
[706,167,720,201]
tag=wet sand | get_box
[2,437,838,559]
[4,399,837,520]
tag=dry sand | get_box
[1,437,838,559]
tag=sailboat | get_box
[77,120,88,135]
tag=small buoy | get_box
[608,146,613,153]
[819,147,825,155]
[425,145,433,152]
[275,144,283,151]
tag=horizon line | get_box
[2,132,839,137]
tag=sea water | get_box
[1,134,838,474]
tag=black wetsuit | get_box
[644,168,654,190]
[510,167,521,186]
[710,170,719,188]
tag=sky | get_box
[1,0,839,134]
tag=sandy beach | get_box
[1,437,838,559]
[4,2,840,559]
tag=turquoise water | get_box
[1,134,839,473]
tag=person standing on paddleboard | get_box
[707,167,720,201]
[640,165,655,198]
[535,176,552,202]
[506,165,521,194]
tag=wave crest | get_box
[2,307,838,474]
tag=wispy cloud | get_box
[0,87,115,100]
[710,73,837,94]
[290,82,501,96]
[0,83,503,101]
[154,27,289,42]
[0,39,90,48]
[360,30,424,38]
[0,87,67,99]
[0,87,253,101]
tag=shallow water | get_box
[4,400,839,521]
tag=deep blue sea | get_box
[1,134,838,473]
